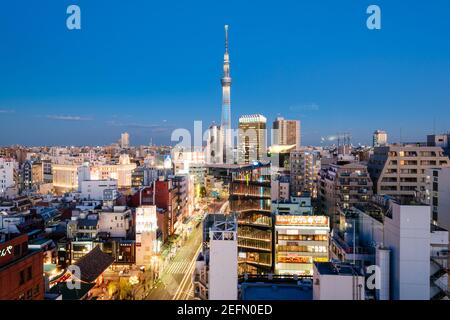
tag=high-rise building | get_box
[238,114,267,164]
[290,148,321,198]
[273,117,301,149]
[229,162,272,274]
[373,130,388,147]
[368,144,450,201]
[120,132,130,148]
[221,25,233,164]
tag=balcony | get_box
[238,231,272,242]
[238,240,272,252]
[238,219,272,228]
[238,258,272,267]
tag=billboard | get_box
[276,215,328,227]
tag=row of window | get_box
[18,284,40,300]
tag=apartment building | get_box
[319,161,373,224]
[290,149,321,198]
[368,144,449,201]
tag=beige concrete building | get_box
[368,144,450,200]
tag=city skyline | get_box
[1,0,450,147]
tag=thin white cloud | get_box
[106,120,173,132]
[46,115,93,121]
[0,109,15,114]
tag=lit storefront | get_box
[275,215,330,276]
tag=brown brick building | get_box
[0,232,44,300]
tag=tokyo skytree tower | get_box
[221,25,232,164]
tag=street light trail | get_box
[173,243,202,300]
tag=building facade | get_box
[290,149,321,198]
[273,117,301,149]
[319,161,373,224]
[373,130,388,147]
[368,144,450,201]
[0,232,44,300]
[238,115,267,165]
[229,163,272,274]
[424,167,450,231]
[0,158,17,198]
[273,197,329,276]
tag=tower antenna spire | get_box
[225,24,229,53]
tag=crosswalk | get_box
[164,260,191,275]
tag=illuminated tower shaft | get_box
[221,25,232,164]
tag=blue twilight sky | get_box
[1,0,450,147]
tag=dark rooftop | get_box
[73,246,114,283]
[314,262,363,276]
[240,282,313,300]
[77,219,98,228]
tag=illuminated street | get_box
[144,200,228,300]
[144,217,203,300]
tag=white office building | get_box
[80,179,118,201]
